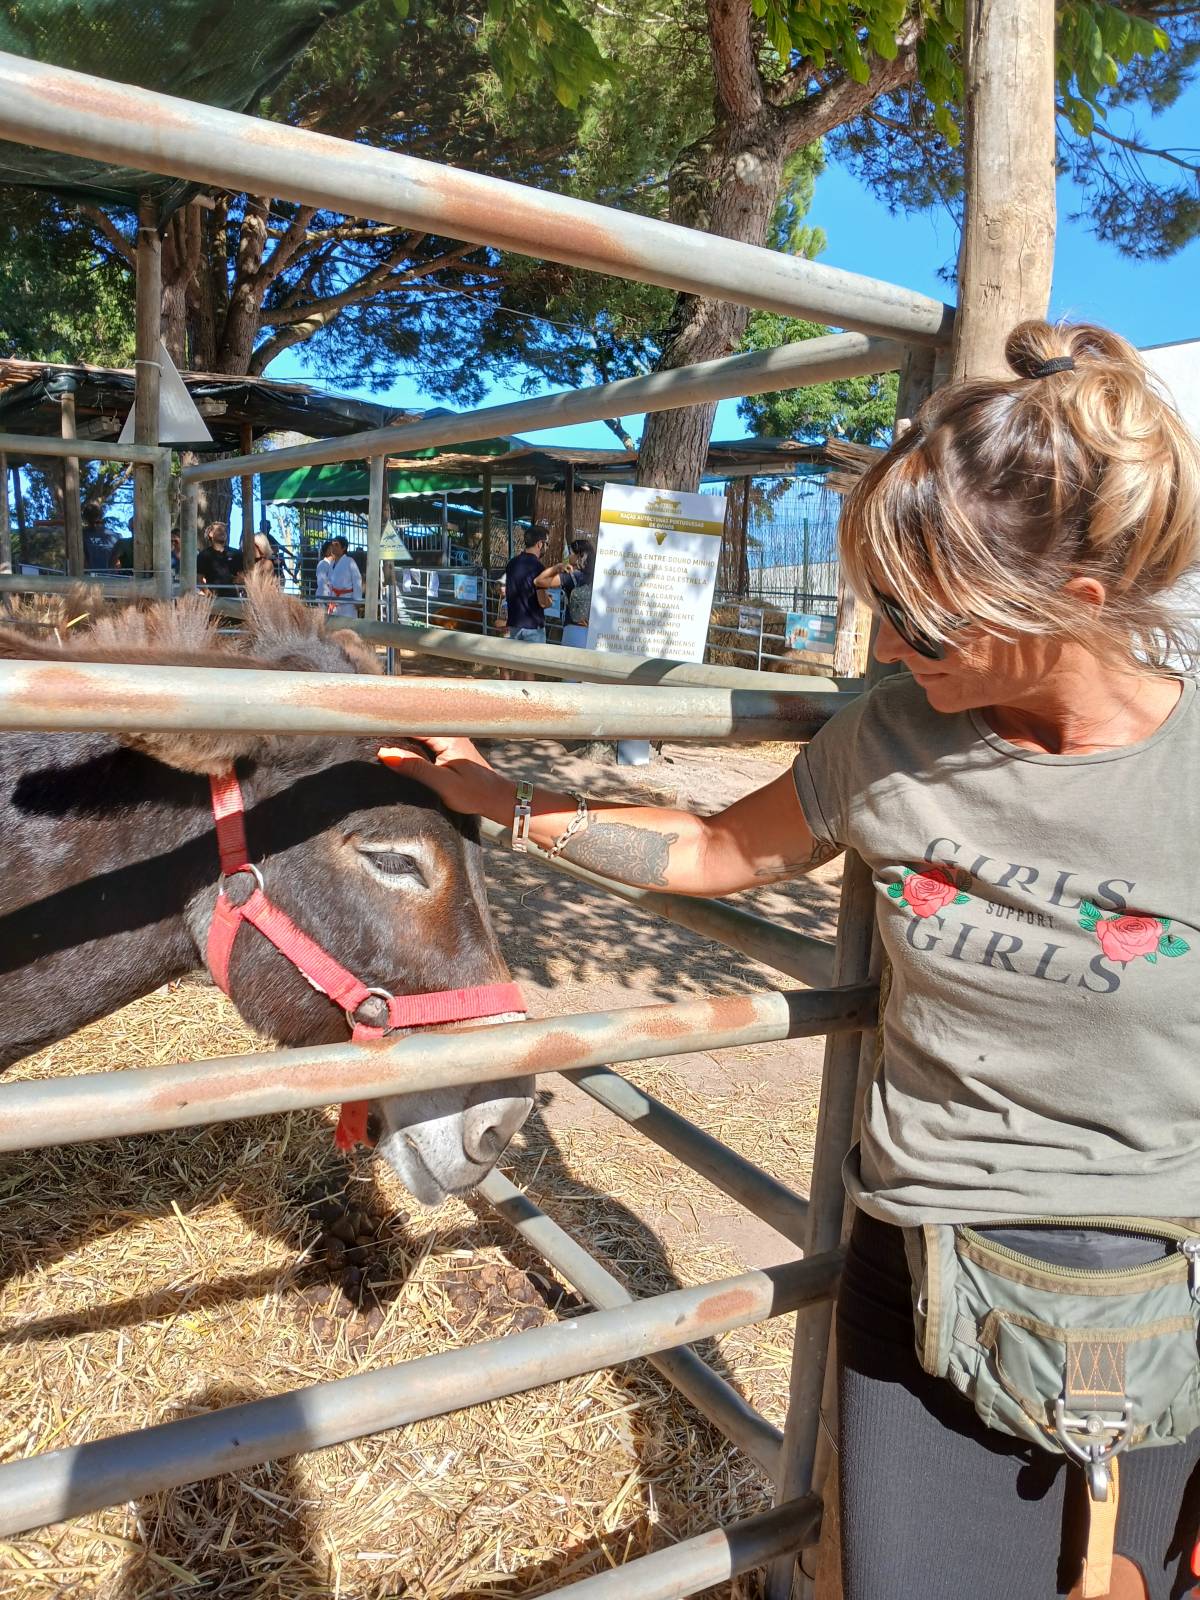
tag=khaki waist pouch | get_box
[903,1219,1200,1496]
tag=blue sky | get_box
[274,85,1200,452]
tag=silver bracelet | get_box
[512,780,534,852]
[546,792,589,858]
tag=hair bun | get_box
[1005,318,1144,382]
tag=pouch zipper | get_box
[958,1216,1200,1284]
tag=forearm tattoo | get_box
[561,822,679,887]
[754,837,843,880]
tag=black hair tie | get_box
[1031,355,1075,378]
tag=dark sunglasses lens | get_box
[877,593,944,660]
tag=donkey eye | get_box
[356,844,429,889]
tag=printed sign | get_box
[377,521,408,562]
[586,483,726,663]
[737,606,761,635]
[785,611,837,653]
[453,574,479,602]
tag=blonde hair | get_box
[840,320,1200,671]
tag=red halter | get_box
[206,769,525,1152]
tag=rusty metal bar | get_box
[0,987,875,1153]
[478,818,836,991]
[478,1170,783,1477]
[544,1498,822,1600]
[0,1251,842,1537]
[182,333,905,485]
[564,1066,810,1248]
[0,658,845,743]
[0,53,952,349]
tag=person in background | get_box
[252,531,276,577]
[537,535,595,649]
[170,529,181,580]
[80,501,115,572]
[315,538,335,605]
[501,524,549,682]
[323,535,362,616]
[195,521,244,595]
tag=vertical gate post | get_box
[60,387,84,578]
[0,453,10,574]
[152,449,173,599]
[239,422,255,569]
[366,452,386,619]
[767,346,936,1600]
[179,479,199,592]
[481,466,493,572]
[132,194,162,577]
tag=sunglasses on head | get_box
[870,587,967,660]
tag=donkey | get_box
[0,578,532,1206]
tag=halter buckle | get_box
[347,988,395,1031]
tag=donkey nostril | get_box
[462,1098,529,1166]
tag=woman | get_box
[314,538,335,606]
[541,536,596,649]
[380,322,1200,1599]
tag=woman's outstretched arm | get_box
[379,738,838,897]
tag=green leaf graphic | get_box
[1078,900,1104,922]
[953,892,970,905]
[886,882,905,899]
[1078,917,1098,933]
[1144,951,1158,964]
[1158,935,1190,958]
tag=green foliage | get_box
[481,0,613,110]
[737,313,899,443]
[0,196,134,366]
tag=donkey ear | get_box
[117,729,266,776]
[327,628,383,676]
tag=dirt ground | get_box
[0,734,845,1599]
[478,736,843,1268]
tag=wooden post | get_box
[560,461,575,565]
[0,453,11,575]
[152,449,173,599]
[480,467,493,572]
[366,453,386,619]
[179,480,198,592]
[505,484,514,561]
[951,0,1056,380]
[60,390,84,577]
[739,476,752,598]
[133,194,162,574]
[239,422,255,568]
[12,463,25,549]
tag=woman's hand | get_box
[378,737,506,817]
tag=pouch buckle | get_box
[1052,1399,1133,1501]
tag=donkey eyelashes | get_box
[355,840,431,890]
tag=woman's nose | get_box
[872,615,906,664]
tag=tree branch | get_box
[78,204,136,268]
[1082,118,1200,174]
[778,20,923,155]
[258,243,482,327]
[706,0,764,124]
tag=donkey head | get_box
[110,579,533,1204]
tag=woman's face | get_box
[873,610,1066,714]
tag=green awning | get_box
[260,431,520,508]
[0,0,361,208]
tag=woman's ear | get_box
[1063,575,1108,609]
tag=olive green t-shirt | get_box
[791,672,1199,1226]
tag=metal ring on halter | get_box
[220,862,265,894]
[347,987,395,1030]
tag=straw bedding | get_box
[0,976,820,1598]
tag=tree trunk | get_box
[637,118,787,491]
[950,0,1057,379]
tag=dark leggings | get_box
[836,1209,1200,1600]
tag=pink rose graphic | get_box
[1095,914,1163,964]
[900,866,961,918]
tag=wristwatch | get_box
[512,780,534,852]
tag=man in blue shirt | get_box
[503,525,549,637]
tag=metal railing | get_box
[0,50,947,1598]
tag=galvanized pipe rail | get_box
[479,1170,784,1477]
[0,1250,842,1538]
[552,1497,823,1600]
[0,53,953,348]
[183,333,904,485]
[479,818,836,992]
[564,1066,810,1247]
[0,987,876,1153]
[0,657,845,743]
[337,615,853,696]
